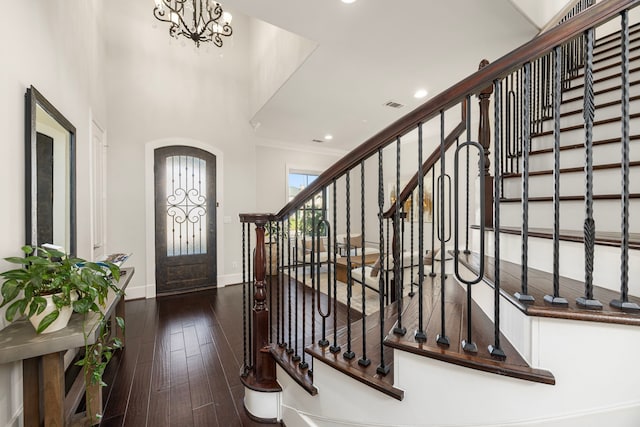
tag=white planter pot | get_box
[29,293,76,334]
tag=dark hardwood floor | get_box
[98,284,276,427]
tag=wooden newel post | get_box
[478,58,494,228]
[252,220,276,384]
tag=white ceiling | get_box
[223,0,540,152]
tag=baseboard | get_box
[218,273,242,287]
[8,406,22,427]
[124,284,148,300]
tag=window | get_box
[288,171,326,236]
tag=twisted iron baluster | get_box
[393,137,407,336]
[377,148,390,375]
[293,210,300,362]
[409,194,415,297]
[268,221,273,344]
[242,221,248,373]
[577,28,602,309]
[275,221,281,345]
[516,62,535,303]
[330,180,342,353]
[287,215,294,352]
[416,123,427,342]
[611,10,639,312]
[359,161,370,366]
[280,220,286,348]
[344,171,356,359]
[489,79,506,359]
[385,219,390,305]
[545,46,569,306]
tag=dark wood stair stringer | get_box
[306,299,404,401]
[457,251,640,326]
[384,275,555,385]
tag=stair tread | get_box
[532,112,640,138]
[503,160,640,178]
[529,134,640,156]
[457,251,640,326]
[563,79,640,104]
[500,193,640,203]
[534,94,640,129]
[384,275,555,385]
[471,225,640,250]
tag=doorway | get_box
[154,146,217,294]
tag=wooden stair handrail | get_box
[383,119,466,219]
[272,0,638,221]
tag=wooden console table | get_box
[335,254,379,283]
[0,267,134,427]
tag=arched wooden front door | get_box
[154,146,217,294]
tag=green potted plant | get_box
[0,245,120,333]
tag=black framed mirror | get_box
[25,86,76,255]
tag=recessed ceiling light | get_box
[341,0,357,4]
[324,134,334,140]
[414,89,428,99]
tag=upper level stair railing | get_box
[240,0,640,401]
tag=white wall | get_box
[0,1,107,425]
[255,143,343,214]
[104,0,260,297]
[248,20,317,119]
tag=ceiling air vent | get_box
[312,139,324,143]
[384,100,405,109]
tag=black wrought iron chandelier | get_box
[153,0,233,48]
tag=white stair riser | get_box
[538,98,640,131]
[502,167,640,198]
[562,70,640,101]
[499,199,640,233]
[471,229,640,298]
[529,141,640,170]
[561,84,629,111]
[566,47,640,85]
[530,119,640,151]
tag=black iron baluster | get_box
[409,193,415,297]
[545,46,569,306]
[317,186,331,351]
[287,214,294,353]
[489,79,507,360]
[454,139,485,353]
[436,111,450,347]
[275,220,281,346]
[359,160,371,366]
[300,207,307,365]
[268,220,273,343]
[430,167,437,278]
[416,123,427,343]
[293,210,301,363]
[577,28,602,310]
[393,136,407,336]
[376,148,390,375]
[280,219,286,348]
[385,218,391,304]
[311,198,316,348]
[344,171,356,359]
[465,98,471,254]
[242,221,248,372]
[611,10,639,312]
[516,62,535,303]
[330,180,341,354]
